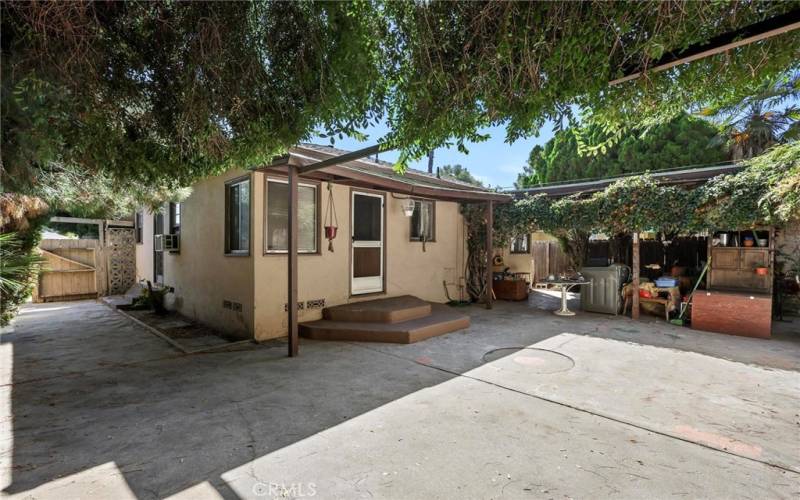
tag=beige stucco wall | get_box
[497,247,533,276]
[494,231,557,277]
[134,209,155,283]
[141,169,469,341]
[163,170,255,339]
[252,174,467,341]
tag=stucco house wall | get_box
[135,169,469,341]
[163,170,256,339]
[252,173,467,341]
[494,231,559,278]
[134,210,154,283]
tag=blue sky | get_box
[313,121,555,189]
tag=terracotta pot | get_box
[754,267,768,276]
[743,238,754,247]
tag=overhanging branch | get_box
[611,10,800,86]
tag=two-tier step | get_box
[299,295,470,344]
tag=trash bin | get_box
[580,264,631,314]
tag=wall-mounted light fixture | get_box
[401,198,416,217]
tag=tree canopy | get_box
[438,164,484,187]
[496,142,800,248]
[517,114,728,186]
[464,142,800,289]
[701,71,800,159]
[3,1,799,213]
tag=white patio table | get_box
[542,278,590,316]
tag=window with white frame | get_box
[265,178,318,253]
[510,234,530,254]
[225,177,250,254]
[410,199,435,241]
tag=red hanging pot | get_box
[324,182,339,252]
[325,226,338,240]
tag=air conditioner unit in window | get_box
[154,234,164,252]
[163,233,180,251]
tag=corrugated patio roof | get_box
[506,163,743,198]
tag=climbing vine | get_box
[5,1,799,208]
[462,142,800,301]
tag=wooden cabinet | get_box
[708,245,772,293]
[699,229,774,338]
[741,249,768,269]
[712,248,739,269]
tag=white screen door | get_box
[351,191,384,294]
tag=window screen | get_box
[226,178,250,254]
[353,195,382,241]
[266,180,317,253]
[410,200,434,241]
[510,234,530,254]
[169,202,181,234]
[135,211,143,244]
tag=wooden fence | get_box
[531,241,569,282]
[33,218,136,302]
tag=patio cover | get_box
[255,144,510,203]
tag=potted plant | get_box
[146,281,168,315]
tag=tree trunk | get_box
[557,229,590,271]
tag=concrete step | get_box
[322,295,432,324]
[302,304,469,344]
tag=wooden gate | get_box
[36,239,100,302]
[531,241,569,283]
[34,221,136,301]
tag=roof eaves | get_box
[291,145,492,191]
[507,163,743,198]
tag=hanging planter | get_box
[324,225,338,240]
[324,182,338,252]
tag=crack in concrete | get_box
[233,401,265,486]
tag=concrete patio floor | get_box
[1,294,799,499]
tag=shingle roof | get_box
[256,143,509,202]
[296,143,488,191]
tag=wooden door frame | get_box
[349,187,387,297]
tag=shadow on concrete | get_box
[1,301,459,498]
[2,297,798,498]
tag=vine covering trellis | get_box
[462,142,800,301]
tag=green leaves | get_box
[517,113,728,187]
[4,1,799,217]
[0,224,47,327]
[487,142,799,254]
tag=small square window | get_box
[410,200,435,242]
[510,234,530,254]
